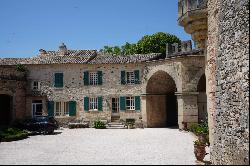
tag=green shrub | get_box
[189,123,199,133]
[0,128,29,142]
[94,120,106,129]
[189,122,209,135]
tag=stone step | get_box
[108,122,123,125]
[106,126,127,129]
[111,118,120,122]
[106,122,127,129]
[107,124,125,128]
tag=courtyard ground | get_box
[0,128,210,165]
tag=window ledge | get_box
[125,110,136,113]
[89,110,99,113]
[55,115,70,118]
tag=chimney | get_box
[181,40,192,52]
[59,43,67,55]
[39,49,47,56]
[166,43,173,58]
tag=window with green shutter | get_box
[121,71,126,85]
[120,96,126,111]
[84,71,89,86]
[69,101,76,116]
[47,101,54,117]
[97,71,103,85]
[98,96,103,111]
[134,70,140,84]
[54,73,63,87]
[84,97,89,112]
[135,96,141,112]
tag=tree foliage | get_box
[100,32,181,55]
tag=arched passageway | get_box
[146,71,178,127]
[197,74,207,123]
[0,94,12,125]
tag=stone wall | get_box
[0,66,27,122]
[208,0,249,164]
[26,63,145,125]
[24,55,205,128]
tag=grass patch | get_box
[0,128,29,142]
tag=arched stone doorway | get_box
[146,71,178,127]
[197,74,207,123]
[0,94,13,125]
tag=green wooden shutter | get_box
[98,96,103,111]
[55,73,63,87]
[84,97,89,112]
[84,71,89,86]
[121,71,126,85]
[120,96,126,111]
[98,71,103,85]
[69,101,76,116]
[135,96,141,112]
[134,70,140,84]
[47,101,54,117]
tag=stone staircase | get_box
[106,116,127,129]
[106,122,127,129]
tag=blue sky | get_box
[0,0,191,58]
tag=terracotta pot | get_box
[194,145,206,161]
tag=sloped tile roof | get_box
[88,53,163,64]
[0,50,97,65]
[0,50,164,65]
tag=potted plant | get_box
[193,139,206,162]
[196,122,209,145]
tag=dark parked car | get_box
[24,116,59,134]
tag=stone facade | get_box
[178,0,249,164]
[0,44,205,129]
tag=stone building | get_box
[0,0,248,164]
[178,0,249,164]
[0,42,206,129]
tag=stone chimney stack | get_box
[181,40,192,52]
[59,43,67,55]
[39,49,47,56]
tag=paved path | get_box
[0,128,210,165]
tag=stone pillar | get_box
[140,95,147,127]
[176,92,199,129]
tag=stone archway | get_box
[146,71,178,127]
[197,74,207,123]
[0,94,13,126]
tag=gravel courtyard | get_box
[0,128,209,165]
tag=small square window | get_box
[89,72,98,85]
[55,102,69,117]
[32,81,40,90]
[126,97,135,110]
[89,97,98,110]
[126,72,135,84]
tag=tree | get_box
[121,42,138,55]
[101,32,181,55]
[137,32,181,55]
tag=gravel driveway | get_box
[0,128,209,165]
